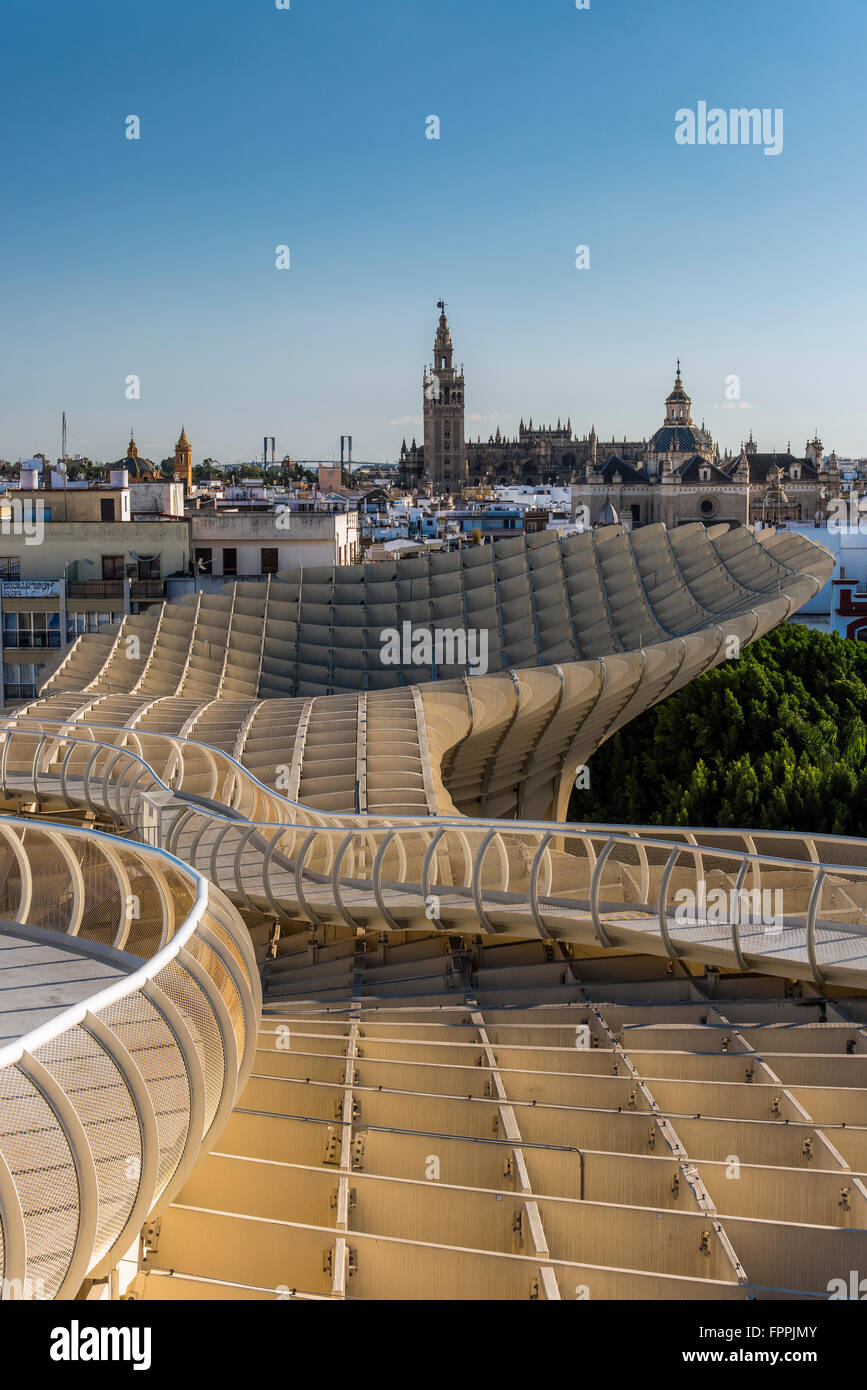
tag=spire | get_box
[433,300,453,372]
[664,364,692,426]
[177,426,190,449]
[127,430,138,460]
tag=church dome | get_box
[649,423,709,454]
[648,361,713,459]
[114,434,159,481]
[666,386,690,405]
[595,497,620,527]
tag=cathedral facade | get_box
[398,307,840,529]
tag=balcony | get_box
[130,580,166,600]
[66,580,124,599]
[65,579,166,601]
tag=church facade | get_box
[398,307,840,528]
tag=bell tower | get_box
[423,301,466,491]
[174,426,193,491]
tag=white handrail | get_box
[0,819,210,1070]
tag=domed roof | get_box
[595,497,620,527]
[114,433,159,480]
[650,423,710,454]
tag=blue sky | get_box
[2,0,865,465]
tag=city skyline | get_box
[4,320,861,472]
[3,0,866,462]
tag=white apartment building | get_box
[189,507,359,584]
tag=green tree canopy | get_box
[569,625,867,836]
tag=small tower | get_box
[664,360,692,425]
[805,432,824,470]
[174,426,193,491]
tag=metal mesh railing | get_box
[1,720,867,989]
[0,818,260,1300]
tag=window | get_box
[4,662,43,700]
[0,558,20,579]
[3,612,61,649]
[101,555,125,581]
[194,548,212,576]
[15,501,50,523]
[137,556,160,580]
[100,498,115,521]
[67,611,121,641]
[222,547,238,577]
[261,548,278,575]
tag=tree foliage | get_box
[568,624,867,835]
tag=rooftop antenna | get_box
[61,411,67,465]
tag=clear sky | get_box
[2,0,865,466]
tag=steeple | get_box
[664,361,692,425]
[174,425,193,491]
[433,299,453,372]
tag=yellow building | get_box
[174,426,193,491]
